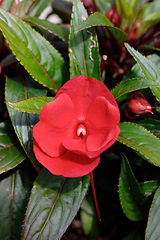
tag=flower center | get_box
[77,124,86,138]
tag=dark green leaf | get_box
[123,230,143,240]
[0,120,26,174]
[138,44,160,52]
[111,77,160,99]
[0,167,33,239]
[117,122,160,167]
[145,186,160,240]
[5,74,46,172]
[139,180,159,196]
[0,8,68,90]
[138,119,160,138]
[119,155,146,221]
[21,168,90,240]
[125,43,160,102]
[69,0,100,79]
[26,17,69,43]
[76,12,127,46]
[8,96,54,114]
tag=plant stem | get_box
[90,171,101,221]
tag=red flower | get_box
[33,76,120,177]
[128,92,153,115]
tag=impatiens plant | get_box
[1,0,160,239]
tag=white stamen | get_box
[77,125,86,137]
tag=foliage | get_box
[1,0,160,239]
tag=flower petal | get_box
[33,93,77,157]
[33,140,100,177]
[86,126,120,156]
[55,76,119,122]
[62,139,88,157]
[85,96,120,156]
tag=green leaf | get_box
[116,0,139,30]
[137,10,160,39]
[138,119,160,138]
[69,0,100,79]
[0,0,14,11]
[5,74,46,172]
[125,43,160,102]
[117,122,160,167]
[8,96,54,114]
[12,0,53,18]
[138,44,160,52]
[93,0,111,14]
[0,167,33,239]
[111,77,160,99]
[119,155,146,221]
[26,17,69,43]
[76,12,127,46]
[31,0,54,17]
[0,8,68,90]
[80,195,98,236]
[139,180,159,196]
[0,120,26,174]
[145,186,160,240]
[123,229,143,240]
[21,168,90,240]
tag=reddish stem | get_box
[90,171,101,221]
[154,32,160,48]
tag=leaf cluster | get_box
[0,0,160,239]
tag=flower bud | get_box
[128,92,153,115]
[106,5,120,26]
[128,21,141,41]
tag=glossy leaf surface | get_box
[118,122,160,167]
[26,17,69,43]
[76,12,127,46]
[125,43,160,102]
[8,97,54,114]
[69,0,100,79]
[145,186,160,240]
[22,168,90,240]
[0,8,68,90]
[5,74,46,172]
[111,77,160,99]
[0,120,26,174]
[0,167,33,239]
[119,155,146,221]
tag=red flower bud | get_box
[33,76,120,177]
[0,0,4,5]
[128,92,153,115]
[106,6,120,25]
[128,21,141,41]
